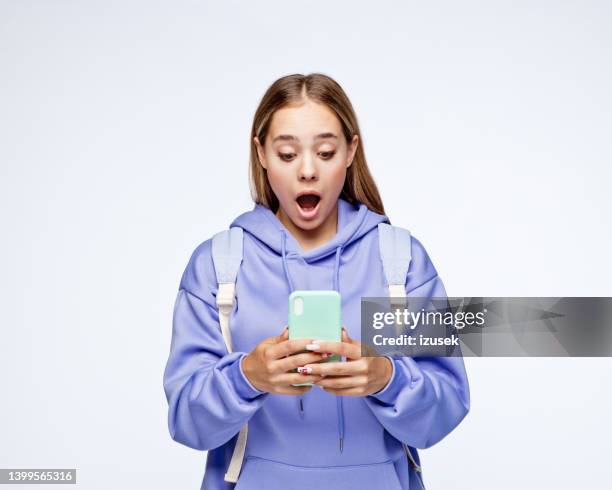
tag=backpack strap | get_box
[377,223,412,308]
[210,227,248,483]
[212,227,244,353]
[403,442,422,474]
[377,223,422,475]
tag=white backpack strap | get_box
[403,442,422,474]
[210,227,249,483]
[224,427,249,483]
[211,227,243,353]
[377,223,421,474]
[377,222,412,308]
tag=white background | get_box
[1,1,611,488]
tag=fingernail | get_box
[313,339,326,344]
[321,353,330,358]
[305,343,320,350]
[297,366,312,374]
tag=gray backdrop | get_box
[1,1,611,488]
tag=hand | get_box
[297,327,393,397]
[241,326,328,395]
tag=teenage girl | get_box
[163,73,470,490]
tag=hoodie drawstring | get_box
[280,230,345,453]
[281,231,295,293]
[333,246,345,453]
[281,233,303,417]
[281,233,303,418]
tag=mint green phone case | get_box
[288,290,342,387]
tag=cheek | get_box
[266,167,293,200]
[325,163,347,190]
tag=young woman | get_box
[163,73,470,489]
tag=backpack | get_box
[211,222,423,484]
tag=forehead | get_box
[268,99,342,142]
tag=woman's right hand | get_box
[241,326,326,394]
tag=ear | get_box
[347,134,359,168]
[254,136,268,170]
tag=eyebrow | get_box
[271,132,338,143]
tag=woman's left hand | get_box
[297,327,393,396]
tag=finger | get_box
[342,326,359,345]
[314,374,368,390]
[341,328,362,360]
[274,372,324,386]
[265,326,289,346]
[305,339,361,359]
[271,352,329,373]
[320,386,365,397]
[267,338,320,360]
[261,330,288,347]
[298,359,365,377]
[341,331,357,360]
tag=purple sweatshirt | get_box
[163,197,470,489]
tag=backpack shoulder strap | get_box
[211,226,243,354]
[377,222,412,306]
[377,223,422,474]
[210,226,249,484]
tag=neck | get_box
[276,201,338,253]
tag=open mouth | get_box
[296,193,321,211]
[295,192,322,220]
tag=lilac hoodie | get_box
[163,197,470,489]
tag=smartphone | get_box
[288,290,342,387]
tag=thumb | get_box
[262,326,288,346]
[342,326,357,344]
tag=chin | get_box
[291,213,323,229]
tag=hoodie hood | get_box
[230,197,390,452]
[231,197,389,262]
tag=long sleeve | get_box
[364,236,471,449]
[163,239,269,451]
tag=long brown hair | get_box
[249,73,386,216]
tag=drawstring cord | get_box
[281,231,295,292]
[281,231,345,452]
[333,246,345,453]
[280,233,302,417]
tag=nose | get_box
[298,154,318,181]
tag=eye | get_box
[278,152,296,162]
[318,151,336,160]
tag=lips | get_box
[295,191,322,220]
[296,193,320,210]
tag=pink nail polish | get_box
[298,366,312,374]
